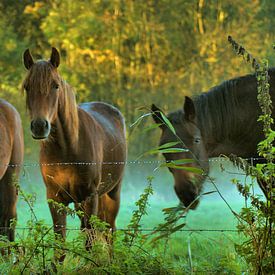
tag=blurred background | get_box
[1,0,275,157]
[0,0,269,232]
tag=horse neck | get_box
[195,78,259,157]
[50,82,79,155]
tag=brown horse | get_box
[22,48,126,244]
[152,69,275,209]
[0,99,24,242]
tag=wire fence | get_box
[0,156,266,274]
[0,226,242,233]
[0,157,266,235]
[0,156,266,168]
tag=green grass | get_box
[17,160,249,228]
[12,159,264,273]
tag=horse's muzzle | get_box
[174,181,200,210]
[30,118,50,139]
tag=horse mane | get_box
[166,77,242,139]
[167,109,184,125]
[167,71,261,144]
[194,73,257,142]
[58,80,79,151]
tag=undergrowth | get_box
[0,174,247,274]
[0,177,179,274]
[228,36,274,274]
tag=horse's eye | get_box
[194,137,201,144]
[52,83,59,90]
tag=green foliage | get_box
[228,36,274,274]
[149,203,187,243]
[1,0,275,156]
[0,177,181,274]
[0,1,275,273]
[47,199,84,219]
[124,176,154,247]
[146,144,189,156]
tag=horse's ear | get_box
[50,47,60,68]
[151,104,165,126]
[183,96,196,121]
[23,49,34,70]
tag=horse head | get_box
[23,48,61,140]
[151,97,209,209]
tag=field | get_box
[12,157,263,273]
[0,2,274,273]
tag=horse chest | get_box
[41,165,93,202]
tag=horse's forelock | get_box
[23,61,60,95]
[167,110,184,125]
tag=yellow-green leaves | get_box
[146,142,188,156]
[162,162,203,174]
[160,112,176,135]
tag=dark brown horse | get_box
[152,69,275,209]
[0,99,24,241]
[22,48,126,244]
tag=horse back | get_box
[80,102,126,140]
[79,102,127,195]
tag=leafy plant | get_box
[228,36,274,274]
[1,177,180,274]
[124,176,154,247]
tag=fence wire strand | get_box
[0,226,242,232]
[0,157,266,236]
[0,157,266,168]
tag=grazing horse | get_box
[152,69,275,209]
[22,48,126,244]
[0,99,24,241]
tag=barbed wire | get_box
[2,226,273,232]
[0,157,266,168]
[0,226,241,232]
[0,158,263,235]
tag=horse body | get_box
[23,48,126,241]
[195,71,275,159]
[41,102,125,201]
[152,69,275,208]
[0,99,24,241]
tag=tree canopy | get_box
[0,0,274,156]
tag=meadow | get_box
[12,157,263,274]
[0,1,273,273]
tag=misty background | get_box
[0,0,268,238]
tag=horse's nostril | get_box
[44,120,49,129]
[30,118,50,139]
[30,120,35,130]
[174,182,199,209]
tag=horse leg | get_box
[98,181,121,231]
[47,190,67,262]
[0,168,17,243]
[80,189,99,250]
[97,181,122,257]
